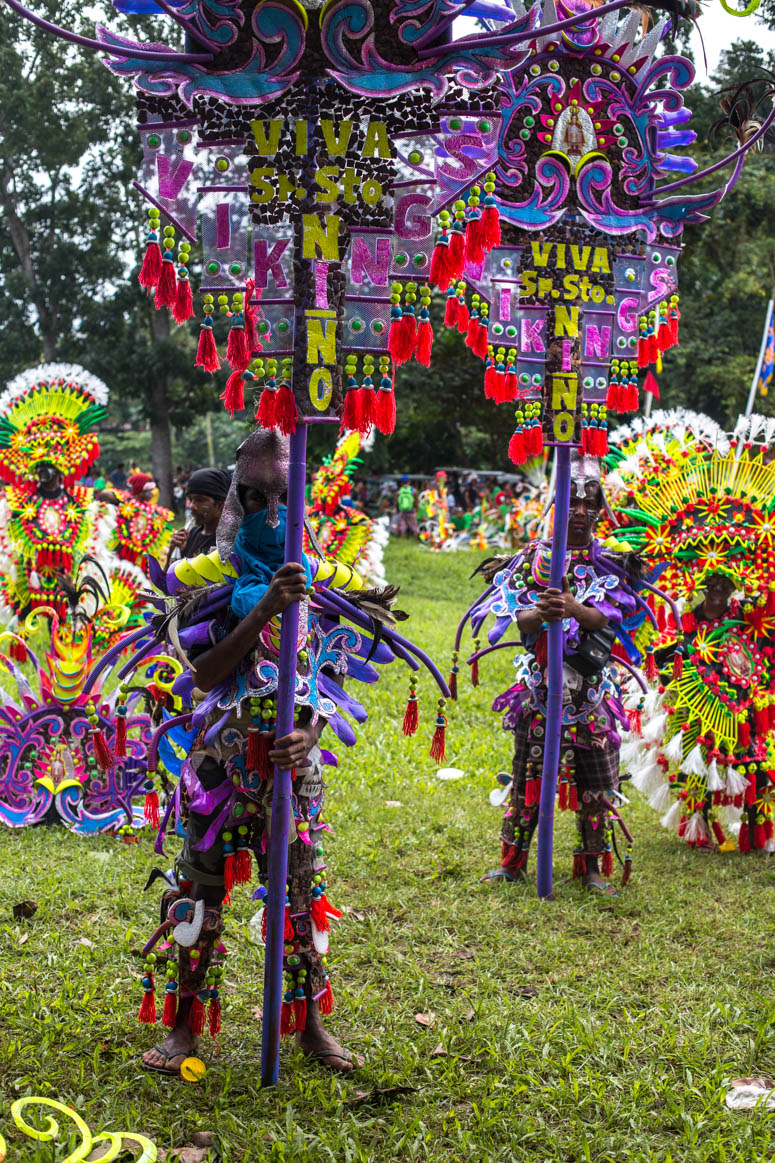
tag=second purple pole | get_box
[260,420,308,1087]
[535,445,571,901]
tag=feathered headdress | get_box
[0,363,109,486]
[614,441,775,598]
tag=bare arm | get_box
[192,562,308,693]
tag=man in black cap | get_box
[165,467,231,565]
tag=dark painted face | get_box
[703,573,734,619]
[567,480,602,546]
[241,484,287,515]
[37,463,62,493]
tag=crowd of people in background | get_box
[340,469,538,541]
[80,462,199,515]
[87,461,538,550]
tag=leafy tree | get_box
[656,37,775,424]
[0,0,225,504]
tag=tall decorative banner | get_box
[6,0,771,1083]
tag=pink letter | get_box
[350,236,390,287]
[437,133,483,182]
[584,325,612,359]
[394,193,432,241]
[216,203,230,250]
[254,239,289,289]
[156,154,194,200]
[315,262,330,309]
[520,317,545,353]
[617,297,639,333]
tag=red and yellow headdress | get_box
[613,439,775,599]
[0,363,109,486]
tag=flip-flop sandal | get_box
[306,1048,362,1074]
[585,882,618,898]
[479,867,520,883]
[142,1045,188,1077]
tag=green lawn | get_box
[2,540,775,1161]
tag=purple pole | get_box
[535,445,570,901]
[260,420,308,1087]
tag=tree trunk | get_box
[1,163,58,359]
[147,308,175,509]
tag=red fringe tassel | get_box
[195,327,221,374]
[138,242,162,290]
[172,278,194,326]
[155,259,178,310]
[162,990,177,1029]
[429,716,447,764]
[374,388,396,435]
[319,979,334,1016]
[273,384,298,435]
[189,996,207,1037]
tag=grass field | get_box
[2,540,775,1161]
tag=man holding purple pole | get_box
[468,454,641,895]
[140,430,361,1075]
[134,427,448,1078]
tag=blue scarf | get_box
[230,507,311,621]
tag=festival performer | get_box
[110,474,174,572]
[615,431,775,853]
[469,455,641,894]
[165,467,231,566]
[136,429,448,1076]
[0,363,172,830]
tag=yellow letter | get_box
[531,242,553,267]
[361,121,391,159]
[315,167,340,203]
[551,373,577,412]
[295,120,308,156]
[320,120,353,157]
[519,270,537,296]
[555,305,579,338]
[553,412,575,442]
[250,119,282,156]
[302,214,341,260]
[306,316,337,365]
[590,247,610,273]
[309,367,333,411]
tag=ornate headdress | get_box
[0,363,108,487]
[614,441,775,599]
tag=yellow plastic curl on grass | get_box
[7,1097,157,1162]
